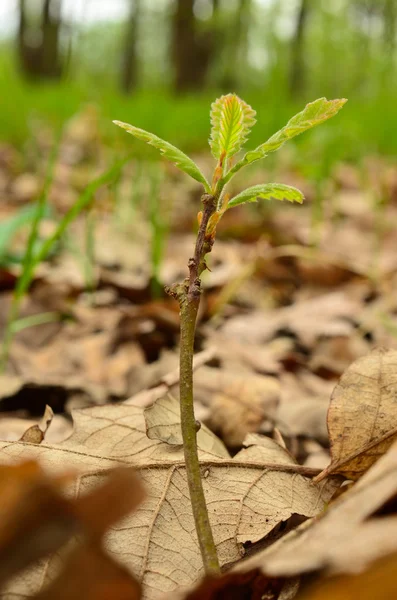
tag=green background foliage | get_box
[0,0,395,165]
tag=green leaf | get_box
[209,94,256,160]
[113,121,211,192]
[224,97,347,184]
[228,183,304,208]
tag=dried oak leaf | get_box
[228,439,397,581]
[0,461,144,596]
[316,347,397,481]
[172,366,280,447]
[0,399,336,599]
[34,542,142,600]
[144,395,229,458]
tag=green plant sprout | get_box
[114,94,346,574]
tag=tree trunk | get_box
[41,0,63,78]
[120,0,140,94]
[220,0,251,91]
[383,0,396,52]
[289,0,310,96]
[172,0,216,93]
[17,0,64,80]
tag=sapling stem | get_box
[114,94,346,576]
[167,193,220,574]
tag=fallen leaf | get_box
[297,552,397,600]
[220,291,360,349]
[20,405,54,444]
[0,414,72,443]
[316,347,397,481]
[205,332,293,375]
[0,461,75,585]
[0,462,143,591]
[34,542,142,600]
[308,333,369,377]
[230,439,397,581]
[168,569,298,600]
[175,367,280,447]
[0,400,336,598]
[144,395,229,458]
[276,372,333,445]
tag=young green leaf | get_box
[224,97,347,185]
[209,94,256,161]
[113,121,211,192]
[227,183,304,208]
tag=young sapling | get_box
[113,94,346,574]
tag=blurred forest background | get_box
[0,0,396,161]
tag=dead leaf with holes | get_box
[0,395,337,599]
[315,347,397,482]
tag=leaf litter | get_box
[172,438,397,599]
[0,395,337,599]
[1,114,397,597]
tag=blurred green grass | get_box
[1,48,396,169]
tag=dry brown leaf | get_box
[176,367,280,447]
[308,333,369,376]
[276,372,334,445]
[296,552,397,600]
[204,333,293,375]
[0,414,72,444]
[0,462,143,591]
[34,542,142,600]
[0,461,76,586]
[168,569,298,600]
[230,439,397,581]
[316,347,397,481]
[220,291,360,349]
[0,400,336,599]
[19,405,54,444]
[1,297,147,410]
[144,395,229,458]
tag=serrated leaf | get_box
[113,120,211,192]
[224,97,347,184]
[228,183,304,208]
[209,94,256,160]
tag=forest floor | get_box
[1,109,397,599]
